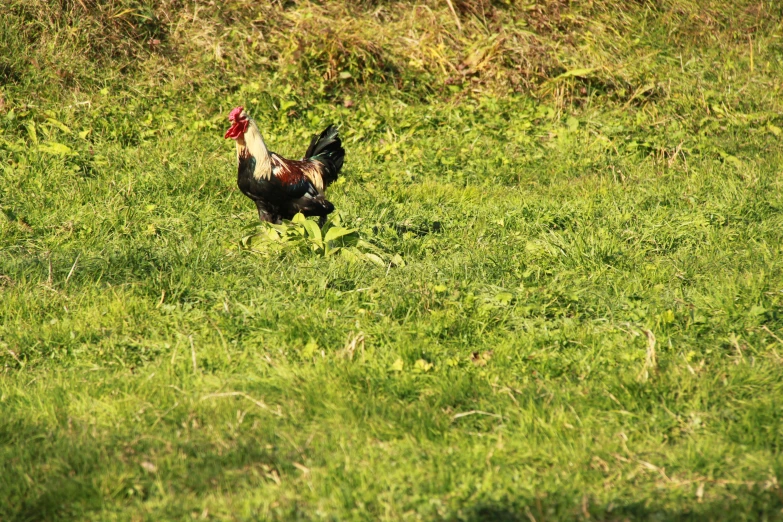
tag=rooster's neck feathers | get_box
[236,119,271,180]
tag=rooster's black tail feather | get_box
[304,125,344,186]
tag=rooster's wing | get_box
[269,153,320,198]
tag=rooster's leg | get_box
[255,201,274,223]
[318,215,327,228]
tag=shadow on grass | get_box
[0,416,284,522]
[3,415,782,521]
[450,495,783,522]
[9,479,101,522]
[9,474,783,521]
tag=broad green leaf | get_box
[38,142,75,155]
[302,339,319,358]
[495,292,513,305]
[324,226,356,243]
[240,234,256,248]
[302,219,322,244]
[279,100,296,112]
[355,240,377,251]
[390,359,404,372]
[285,224,306,240]
[265,228,281,241]
[25,121,37,144]
[365,253,385,267]
[45,118,71,134]
[0,138,24,153]
[414,359,433,372]
[340,248,362,263]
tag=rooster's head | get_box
[224,106,249,140]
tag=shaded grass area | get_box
[2,0,783,520]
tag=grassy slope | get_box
[2,1,783,520]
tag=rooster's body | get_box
[224,107,344,224]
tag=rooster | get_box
[223,106,345,225]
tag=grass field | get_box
[2,1,783,520]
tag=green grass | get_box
[2,1,783,520]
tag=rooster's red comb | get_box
[228,106,245,121]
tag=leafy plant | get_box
[240,213,404,267]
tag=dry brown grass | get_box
[2,0,781,105]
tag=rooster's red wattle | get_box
[224,106,345,225]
